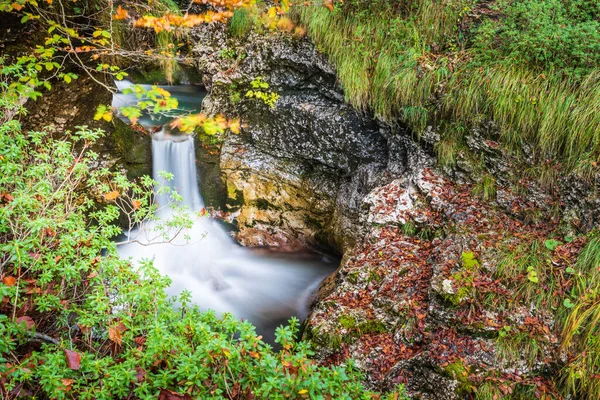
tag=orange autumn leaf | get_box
[229,119,241,134]
[104,190,119,201]
[2,276,16,287]
[113,6,128,20]
[61,378,74,391]
[11,3,23,11]
[132,200,141,210]
[108,322,128,346]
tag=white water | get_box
[116,84,336,340]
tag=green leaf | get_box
[527,267,539,283]
[563,298,575,309]
[565,267,576,274]
[64,75,72,84]
[544,239,562,251]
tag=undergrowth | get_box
[0,122,407,399]
[294,0,600,176]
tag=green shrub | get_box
[473,0,600,79]
[0,121,406,399]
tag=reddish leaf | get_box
[158,389,191,400]
[135,367,147,382]
[16,316,35,330]
[64,350,81,370]
[61,378,74,391]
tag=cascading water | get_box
[115,81,336,342]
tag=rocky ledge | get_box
[192,21,594,398]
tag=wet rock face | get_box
[195,28,387,174]
[193,24,393,250]
[221,139,339,249]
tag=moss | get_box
[444,360,474,396]
[367,270,383,284]
[226,181,245,209]
[338,315,357,329]
[356,320,387,335]
[442,251,480,307]
[347,271,360,284]
[251,198,275,211]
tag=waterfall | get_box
[152,137,204,212]
[118,133,336,341]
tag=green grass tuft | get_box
[229,8,255,37]
[294,0,600,178]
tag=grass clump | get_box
[295,0,600,176]
[472,174,497,202]
[229,8,255,37]
[560,236,600,399]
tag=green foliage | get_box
[473,0,600,79]
[295,0,600,177]
[0,121,405,399]
[220,47,238,59]
[246,77,280,108]
[229,8,255,37]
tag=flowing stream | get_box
[115,81,337,342]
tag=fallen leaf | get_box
[108,322,127,346]
[64,349,81,370]
[3,276,16,286]
[61,378,74,391]
[16,316,35,330]
[104,191,119,201]
[135,367,147,382]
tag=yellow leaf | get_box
[299,389,308,395]
[229,119,240,134]
[102,112,112,122]
[104,191,119,201]
[267,6,277,18]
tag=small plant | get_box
[472,174,497,202]
[220,47,237,59]
[228,7,254,37]
[246,76,280,108]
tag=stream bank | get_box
[190,21,599,398]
